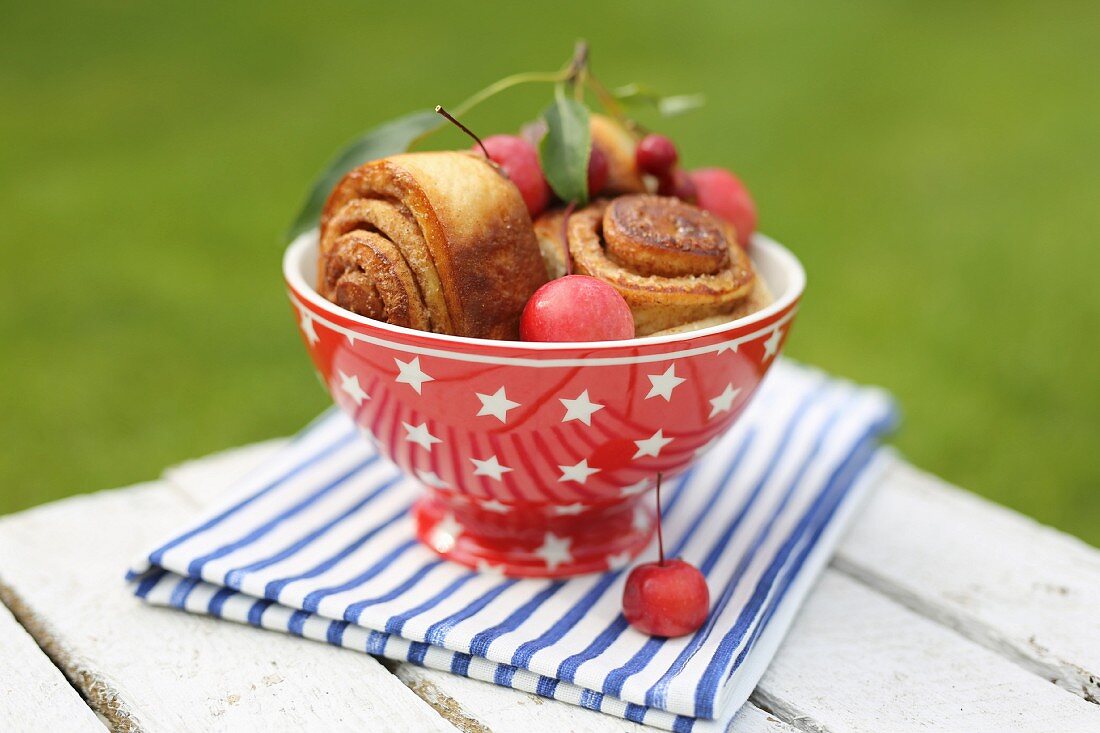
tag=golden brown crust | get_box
[319,151,547,340]
[646,276,774,336]
[540,194,763,335]
[602,196,731,277]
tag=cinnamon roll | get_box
[319,152,547,340]
[539,194,767,335]
[532,207,570,280]
[646,278,774,336]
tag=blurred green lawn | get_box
[1,2,1098,543]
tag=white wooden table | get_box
[2,441,1099,732]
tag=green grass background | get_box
[2,2,1098,543]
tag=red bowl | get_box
[284,233,805,578]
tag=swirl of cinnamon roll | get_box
[319,151,547,340]
[538,194,762,335]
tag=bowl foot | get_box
[413,488,656,578]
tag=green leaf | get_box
[611,83,706,117]
[611,83,662,104]
[656,94,707,116]
[285,110,442,242]
[539,89,591,204]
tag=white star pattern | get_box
[429,513,462,553]
[337,370,369,406]
[394,356,434,394]
[606,551,633,570]
[619,479,650,497]
[403,422,442,451]
[478,499,511,514]
[293,303,795,578]
[645,364,686,401]
[558,459,600,484]
[535,532,573,571]
[299,311,319,345]
[763,327,784,361]
[415,469,450,488]
[475,386,520,423]
[559,390,604,426]
[552,503,588,516]
[708,384,742,418]
[633,429,674,459]
[476,560,506,578]
[470,455,512,481]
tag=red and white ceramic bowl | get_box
[284,232,805,578]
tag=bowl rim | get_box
[284,229,805,351]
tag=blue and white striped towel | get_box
[128,360,897,731]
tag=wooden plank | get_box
[194,440,1100,710]
[753,571,1100,732]
[162,438,287,510]
[5,437,1095,732]
[0,598,104,731]
[834,456,1100,704]
[163,441,1100,729]
[0,483,458,733]
[164,439,790,732]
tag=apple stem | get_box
[655,472,665,566]
[560,201,576,276]
[435,105,490,159]
[565,40,589,86]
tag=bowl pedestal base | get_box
[413,488,657,578]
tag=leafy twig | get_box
[286,41,697,241]
[451,70,565,118]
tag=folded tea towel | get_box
[128,360,897,732]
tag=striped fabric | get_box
[128,360,896,731]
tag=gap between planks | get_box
[388,659,796,733]
[0,481,462,733]
[0,472,778,733]
[831,455,1100,706]
[2,439,1098,731]
[0,587,106,732]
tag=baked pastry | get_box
[319,151,548,340]
[537,194,767,336]
[589,114,646,195]
[532,208,571,280]
[646,278,774,336]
